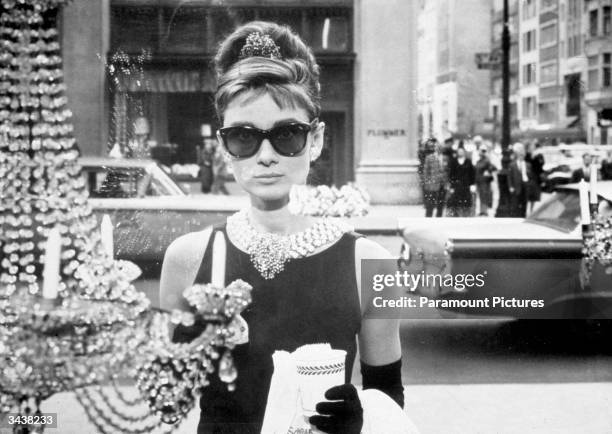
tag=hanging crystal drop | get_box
[218,350,237,384]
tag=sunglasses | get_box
[218,119,318,158]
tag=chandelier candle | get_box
[579,180,591,226]
[41,227,61,299]
[590,163,598,205]
[211,231,227,288]
[100,215,114,259]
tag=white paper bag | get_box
[262,344,420,434]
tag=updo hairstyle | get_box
[214,21,321,123]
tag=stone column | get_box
[354,0,420,204]
[61,0,109,156]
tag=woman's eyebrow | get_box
[226,118,308,128]
[272,118,307,127]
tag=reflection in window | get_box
[528,191,580,231]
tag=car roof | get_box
[79,156,157,169]
[557,180,612,201]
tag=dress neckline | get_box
[220,224,350,261]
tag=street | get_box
[127,256,612,433]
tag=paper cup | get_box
[295,349,346,414]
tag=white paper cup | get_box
[295,349,346,414]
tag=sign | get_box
[475,52,501,70]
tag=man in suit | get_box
[422,138,449,217]
[570,153,593,183]
[507,142,532,218]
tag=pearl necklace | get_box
[226,209,353,279]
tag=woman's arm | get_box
[159,227,212,314]
[354,238,401,365]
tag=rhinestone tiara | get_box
[238,31,282,60]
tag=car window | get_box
[527,191,580,232]
[85,167,150,198]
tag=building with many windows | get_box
[416,0,492,142]
[584,0,612,145]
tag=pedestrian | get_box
[197,139,215,193]
[447,147,476,217]
[525,142,545,214]
[211,141,231,195]
[570,153,593,183]
[508,142,532,218]
[600,150,612,180]
[422,138,448,217]
[160,21,408,433]
[474,145,497,216]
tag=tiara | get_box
[239,32,282,60]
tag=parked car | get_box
[80,157,246,274]
[399,182,612,319]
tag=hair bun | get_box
[214,21,321,121]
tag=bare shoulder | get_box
[355,237,393,260]
[159,227,213,311]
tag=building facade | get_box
[61,0,421,203]
[416,0,492,142]
[63,0,355,187]
[584,0,612,144]
[486,0,610,145]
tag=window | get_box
[604,6,611,35]
[523,63,537,84]
[540,0,556,10]
[538,102,557,123]
[522,96,537,118]
[590,9,599,37]
[588,68,599,91]
[567,34,582,57]
[493,77,503,96]
[604,53,611,87]
[522,0,536,19]
[540,63,558,83]
[540,23,557,46]
[522,30,536,52]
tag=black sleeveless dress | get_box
[174,224,362,433]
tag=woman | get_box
[474,145,496,216]
[447,147,476,217]
[160,22,403,433]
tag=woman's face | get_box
[220,92,324,208]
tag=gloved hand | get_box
[309,384,363,434]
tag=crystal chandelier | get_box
[0,1,251,432]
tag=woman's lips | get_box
[253,173,283,183]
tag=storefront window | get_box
[111,6,158,53]
[159,7,208,54]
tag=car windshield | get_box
[86,167,169,198]
[527,190,580,232]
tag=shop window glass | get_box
[111,6,158,52]
[159,7,208,54]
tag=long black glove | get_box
[308,384,363,434]
[361,359,404,408]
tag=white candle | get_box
[100,214,114,259]
[579,180,591,226]
[589,163,598,204]
[211,231,226,288]
[42,226,61,299]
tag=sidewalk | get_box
[37,382,612,433]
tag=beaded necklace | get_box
[226,209,353,280]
